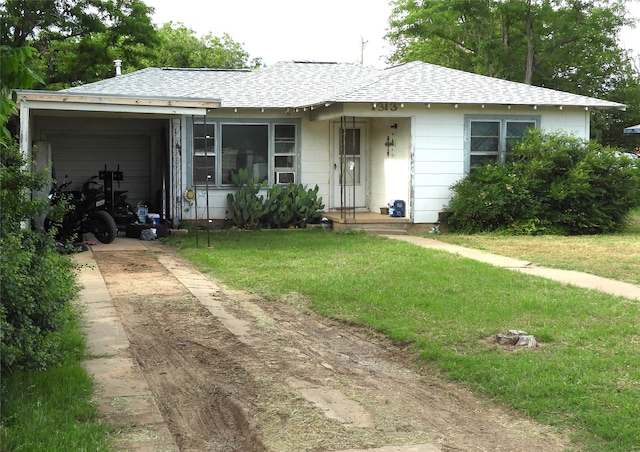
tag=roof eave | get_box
[314,100,627,111]
[17,90,221,114]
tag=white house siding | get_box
[412,106,464,224]
[299,119,331,207]
[410,105,590,224]
[539,107,590,138]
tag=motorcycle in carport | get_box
[45,175,118,245]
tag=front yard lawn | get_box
[433,208,640,285]
[170,227,639,452]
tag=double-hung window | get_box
[191,119,299,187]
[467,115,538,172]
[193,121,215,185]
[469,121,501,168]
[274,124,297,184]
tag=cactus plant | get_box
[227,169,324,229]
[262,183,324,229]
[226,168,266,229]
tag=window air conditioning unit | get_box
[276,172,295,184]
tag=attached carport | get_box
[18,91,220,225]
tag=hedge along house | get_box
[18,61,625,231]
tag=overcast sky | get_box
[145,0,391,67]
[144,0,639,68]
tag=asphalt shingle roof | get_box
[62,61,625,110]
[63,67,250,100]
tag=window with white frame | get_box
[191,119,298,187]
[467,116,538,171]
[274,124,296,184]
[193,121,215,185]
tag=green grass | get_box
[170,228,640,452]
[0,305,112,451]
[433,208,640,285]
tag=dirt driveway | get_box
[88,241,572,451]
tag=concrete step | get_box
[352,227,409,235]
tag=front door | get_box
[332,121,367,209]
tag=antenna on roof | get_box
[360,37,368,65]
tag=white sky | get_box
[145,0,392,67]
[145,0,639,68]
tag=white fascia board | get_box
[17,91,219,115]
[23,99,207,116]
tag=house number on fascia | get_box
[371,103,399,111]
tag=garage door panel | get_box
[49,134,151,208]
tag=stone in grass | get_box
[496,330,537,348]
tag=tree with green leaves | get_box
[591,55,640,150]
[1,44,80,373]
[0,45,43,141]
[0,0,159,89]
[386,0,640,149]
[140,22,261,69]
[387,0,632,88]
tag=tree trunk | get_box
[524,0,535,85]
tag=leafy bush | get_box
[445,130,640,235]
[0,140,80,373]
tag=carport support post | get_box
[204,115,211,248]
[18,101,31,228]
[192,116,199,246]
[19,100,31,169]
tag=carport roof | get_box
[56,61,625,111]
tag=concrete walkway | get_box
[385,235,640,301]
[76,234,638,451]
[75,239,179,451]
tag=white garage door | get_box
[48,133,152,208]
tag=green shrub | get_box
[0,140,80,373]
[445,130,640,235]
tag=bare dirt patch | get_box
[93,244,573,452]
